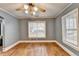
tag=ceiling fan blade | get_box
[16,8,25,11]
[35,4,46,12]
[16,8,21,11]
[37,6,46,12]
[16,4,25,11]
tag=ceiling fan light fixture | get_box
[34,7,38,11]
[24,5,28,9]
[33,12,36,15]
[25,10,28,14]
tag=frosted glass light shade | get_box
[24,5,28,9]
[34,7,38,11]
[33,12,36,15]
[25,10,28,14]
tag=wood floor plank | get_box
[0,42,70,56]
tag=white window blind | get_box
[28,21,46,38]
[62,8,79,50]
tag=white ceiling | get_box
[0,3,70,19]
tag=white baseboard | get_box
[56,41,76,56]
[3,41,20,52]
[2,40,76,56]
[19,40,56,43]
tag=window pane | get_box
[66,30,77,45]
[28,21,46,38]
[66,14,77,29]
[62,8,78,49]
[66,16,70,29]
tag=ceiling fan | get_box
[16,3,46,16]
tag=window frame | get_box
[62,8,79,51]
[28,21,46,39]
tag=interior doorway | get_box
[0,16,4,51]
[0,20,3,51]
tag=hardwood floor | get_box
[0,42,70,56]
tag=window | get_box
[28,21,46,38]
[62,8,79,50]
